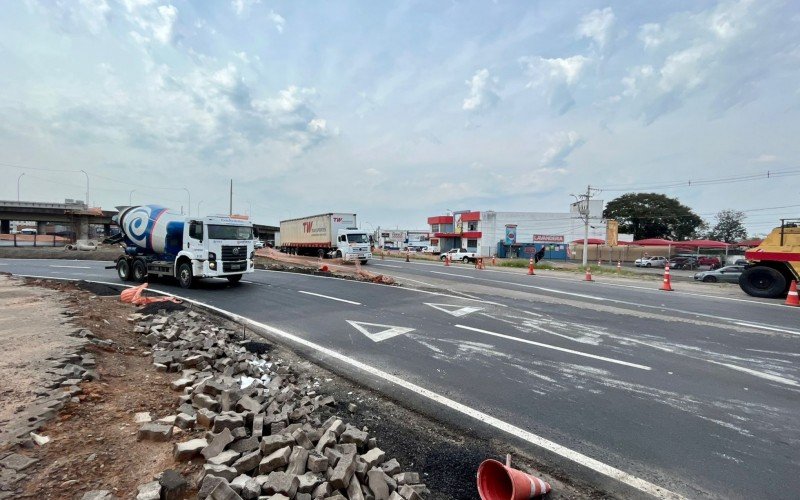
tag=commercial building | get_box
[376,229,430,250]
[427,208,610,258]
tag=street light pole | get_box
[79,170,89,207]
[17,173,25,201]
[182,188,191,217]
[197,200,203,216]
[129,189,136,205]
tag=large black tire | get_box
[462,257,469,263]
[177,262,194,289]
[645,262,652,267]
[440,255,446,261]
[116,258,131,281]
[702,275,717,283]
[132,259,147,283]
[738,266,787,298]
[227,274,242,284]
[360,260,368,265]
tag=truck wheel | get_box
[336,251,342,259]
[318,249,325,259]
[227,274,242,284]
[462,257,469,263]
[116,259,132,281]
[360,260,368,265]
[132,259,147,283]
[738,266,787,298]
[177,262,194,289]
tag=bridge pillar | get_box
[0,220,9,234]
[103,223,111,236]
[37,221,48,235]
[77,217,89,241]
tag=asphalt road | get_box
[2,257,799,499]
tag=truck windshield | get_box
[347,233,369,244]
[207,225,253,240]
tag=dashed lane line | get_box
[298,290,362,305]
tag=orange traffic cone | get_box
[786,280,799,306]
[477,458,551,499]
[660,265,674,291]
[444,254,450,266]
[527,257,535,276]
[406,250,410,263]
[616,260,622,273]
[584,267,593,281]
[475,258,484,270]
[597,258,601,266]
[492,255,496,266]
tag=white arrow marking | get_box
[346,320,414,342]
[424,303,483,317]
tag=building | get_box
[376,229,430,250]
[427,209,609,258]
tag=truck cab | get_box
[182,216,255,284]
[334,228,372,264]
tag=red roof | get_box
[571,238,605,244]
[737,239,763,247]
[460,212,481,222]
[674,239,730,249]
[632,238,675,246]
[427,216,453,225]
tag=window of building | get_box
[431,224,440,233]
[467,222,478,231]
[467,239,477,249]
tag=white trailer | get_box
[280,213,372,263]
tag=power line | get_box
[598,168,800,192]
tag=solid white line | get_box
[49,265,92,269]
[706,360,800,388]
[454,324,651,371]
[371,263,404,269]
[14,274,681,499]
[298,290,361,305]
[733,322,800,336]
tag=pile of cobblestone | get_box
[130,308,428,500]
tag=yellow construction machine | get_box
[740,219,800,298]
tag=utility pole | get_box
[572,185,601,268]
[229,179,233,216]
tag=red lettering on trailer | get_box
[303,221,314,233]
[333,217,343,222]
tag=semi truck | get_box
[280,213,372,263]
[108,205,255,288]
[739,218,800,298]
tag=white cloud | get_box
[462,68,500,113]
[28,0,111,35]
[152,5,178,44]
[364,168,380,176]
[523,56,590,86]
[638,23,663,49]
[541,131,584,167]
[124,2,179,45]
[709,0,753,40]
[752,154,778,163]
[658,45,712,92]
[620,65,654,98]
[268,10,286,33]
[577,7,615,49]
[231,0,260,16]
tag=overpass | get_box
[0,200,116,240]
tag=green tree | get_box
[707,209,747,243]
[602,193,706,240]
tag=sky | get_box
[1,0,798,236]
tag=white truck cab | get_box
[334,229,373,263]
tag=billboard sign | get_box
[533,234,565,243]
[504,224,517,245]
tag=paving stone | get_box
[230,474,250,493]
[135,480,161,500]
[208,479,243,500]
[0,453,38,471]
[314,430,336,453]
[171,377,194,390]
[202,428,234,459]
[241,477,260,499]
[230,436,259,454]
[208,449,241,467]
[328,452,357,490]
[198,476,227,499]
[292,429,314,450]
[203,464,239,483]
[175,412,196,430]
[261,471,298,497]
[311,482,332,498]
[133,411,152,423]
[392,473,419,486]
[174,438,208,461]
[295,493,312,500]
[340,427,369,447]
[296,471,323,493]
[397,485,421,500]
[81,491,112,500]
[197,408,218,428]
[194,393,220,411]
[260,434,295,455]
[136,421,173,442]
[236,395,262,413]
[387,492,404,500]
[232,450,261,474]
[347,475,366,500]
[213,412,245,433]
[380,459,401,476]
[306,450,329,473]
[286,446,309,475]
[258,445,292,474]
[252,414,264,439]
[160,469,188,500]
[360,448,386,468]
[367,469,390,500]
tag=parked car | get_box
[697,256,721,267]
[669,256,699,270]
[439,248,478,263]
[634,256,668,267]
[254,240,265,249]
[694,265,745,283]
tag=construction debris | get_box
[129,307,429,499]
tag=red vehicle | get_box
[697,256,721,267]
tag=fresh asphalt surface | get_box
[2,257,799,499]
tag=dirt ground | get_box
[0,246,120,261]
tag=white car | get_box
[439,248,477,263]
[635,256,668,267]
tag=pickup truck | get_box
[439,248,478,263]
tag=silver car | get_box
[693,265,745,283]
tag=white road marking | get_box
[298,291,361,305]
[454,324,651,371]
[14,274,681,499]
[733,322,800,336]
[424,303,482,317]
[346,320,414,342]
[49,265,92,269]
[706,360,800,388]
[371,263,403,269]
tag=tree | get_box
[602,193,706,241]
[707,209,747,243]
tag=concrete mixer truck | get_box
[108,205,255,288]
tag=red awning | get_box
[428,215,453,224]
[631,238,675,246]
[737,239,763,247]
[571,238,605,244]
[674,239,730,249]
[617,240,633,245]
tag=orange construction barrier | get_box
[584,267,593,282]
[477,258,484,270]
[444,254,450,266]
[660,265,674,291]
[477,457,551,499]
[527,257,535,276]
[786,280,799,306]
[119,283,181,306]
